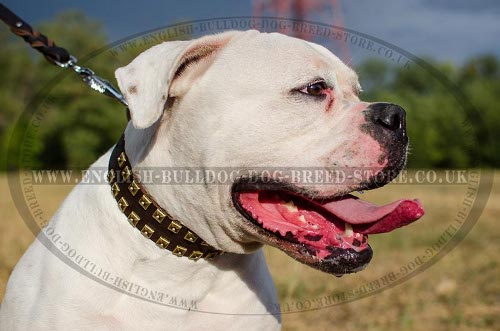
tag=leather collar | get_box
[107,134,223,261]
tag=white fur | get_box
[0,30,382,330]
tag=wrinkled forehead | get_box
[214,31,359,90]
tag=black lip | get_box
[312,247,373,274]
[231,178,373,275]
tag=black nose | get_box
[368,102,406,135]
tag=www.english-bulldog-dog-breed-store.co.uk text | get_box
[0,30,425,330]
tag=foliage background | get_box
[0,11,498,171]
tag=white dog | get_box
[0,30,424,330]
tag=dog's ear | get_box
[115,31,241,129]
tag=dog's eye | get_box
[300,81,329,96]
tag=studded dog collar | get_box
[107,134,223,261]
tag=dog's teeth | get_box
[281,200,298,212]
[344,223,353,237]
[311,224,320,230]
[298,215,306,223]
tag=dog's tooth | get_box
[344,223,353,237]
[311,224,320,230]
[297,215,306,223]
[281,200,298,212]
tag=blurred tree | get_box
[459,55,500,166]
[1,11,127,170]
[357,57,497,168]
[34,11,127,169]
[1,11,190,170]
[0,24,39,170]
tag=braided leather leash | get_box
[0,2,128,107]
[0,3,70,65]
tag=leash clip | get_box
[52,54,128,106]
[52,55,78,68]
[53,55,128,107]
[72,65,128,107]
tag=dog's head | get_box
[115,30,424,275]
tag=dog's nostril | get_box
[369,102,406,133]
[376,111,401,131]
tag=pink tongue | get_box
[319,196,425,234]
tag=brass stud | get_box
[140,224,154,238]
[205,252,217,260]
[172,245,187,257]
[201,240,209,246]
[118,197,129,212]
[127,211,140,227]
[138,195,152,210]
[167,220,182,234]
[188,251,204,261]
[117,152,126,167]
[156,236,170,249]
[152,209,166,224]
[128,180,140,196]
[122,166,132,181]
[111,182,120,197]
[107,169,116,183]
[184,231,198,243]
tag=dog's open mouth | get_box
[232,180,424,275]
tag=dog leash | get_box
[0,3,128,108]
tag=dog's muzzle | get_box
[360,102,409,186]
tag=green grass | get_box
[1,172,499,330]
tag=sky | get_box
[3,0,499,64]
